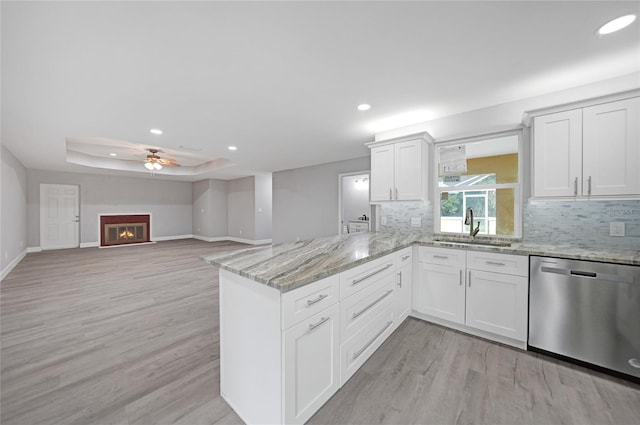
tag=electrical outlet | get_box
[381,216,387,226]
[411,217,421,228]
[610,222,625,237]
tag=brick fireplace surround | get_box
[100,214,151,247]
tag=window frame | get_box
[433,130,523,238]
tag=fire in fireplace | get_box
[100,215,151,247]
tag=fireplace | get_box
[100,214,151,247]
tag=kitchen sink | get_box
[432,237,512,248]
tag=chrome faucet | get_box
[464,208,480,238]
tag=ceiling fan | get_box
[144,148,180,171]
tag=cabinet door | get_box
[394,140,424,201]
[395,262,412,325]
[583,97,640,196]
[465,270,528,342]
[413,263,465,324]
[283,304,340,425]
[533,109,583,197]
[370,145,395,201]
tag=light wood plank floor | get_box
[2,239,639,425]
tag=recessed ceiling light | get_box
[357,104,371,111]
[228,146,237,151]
[597,14,636,35]
[109,153,117,157]
[150,129,163,135]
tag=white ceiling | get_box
[2,1,639,181]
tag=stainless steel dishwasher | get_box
[529,256,640,380]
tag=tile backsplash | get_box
[523,200,640,250]
[377,199,640,250]
[378,202,433,235]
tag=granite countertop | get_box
[203,232,640,293]
[203,232,418,292]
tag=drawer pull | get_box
[352,263,393,286]
[485,261,505,266]
[433,255,449,259]
[401,255,411,261]
[352,289,393,319]
[397,271,402,288]
[308,316,330,332]
[353,320,393,360]
[459,269,463,286]
[306,293,328,306]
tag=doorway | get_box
[338,171,374,235]
[40,184,80,250]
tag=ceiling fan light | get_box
[144,162,154,170]
[153,162,162,170]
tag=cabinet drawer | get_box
[418,246,466,266]
[466,251,528,276]
[340,255,395,300]
[340,271,396,343]
[282,275,340,330]
[395,247,413,266]
[340,306,395,386]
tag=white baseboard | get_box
[193,235,230,243]
[80,242,99,248]
[153,234,194,242]
[1,249,27,281]
[225,237,272,245]
[193,235,272,245]
[27,247,42,253]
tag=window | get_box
[435,132,521,237]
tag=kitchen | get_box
[2,2,640,425]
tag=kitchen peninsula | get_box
[204,232,640,424]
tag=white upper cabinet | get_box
[533,109,583,197]
[370,144,396,201]
[367,133,432,202]
[532,96,639,198]
[583,98,639,196]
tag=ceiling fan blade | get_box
[158,158,181,166]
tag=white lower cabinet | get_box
[340,306,395,385]
[219,250,411,425]
[395,248,413,324]
[283,304,340,425]
[465,269,528,341]
[414,247,529,347]
[414,262,465,324]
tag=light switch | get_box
[610,222,625,237]
[411,217,421,228]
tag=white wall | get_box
[272,156,370,244]
[375,72,640,142]
[227,176,256,240]
[192,179,228,239]
[254,174,272,241]
[26,169,193,247]
[1,146,28,279]
[342,174,370,224]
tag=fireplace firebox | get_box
[100,214,151,247]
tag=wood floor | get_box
[2,239,639,425]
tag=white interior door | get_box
[40,184,80,250]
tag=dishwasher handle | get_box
[540,266,633,284]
